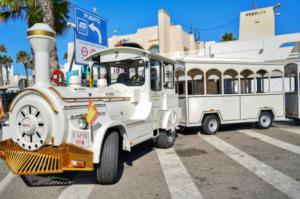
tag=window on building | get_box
[163,63,174,89]
[150,59,162,91]
[240,69,254,94]
[187,69,204,95]
[256,70,269,93]
[223,69,239,94]
[206,69,222,95]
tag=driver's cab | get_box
[86,47,179,127]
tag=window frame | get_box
[163,62,175,89]
[101,59,146,87]
[150,59,162,91]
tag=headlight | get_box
[78,118,88,129]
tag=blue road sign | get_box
[74,7,108,64]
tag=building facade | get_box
[109,10,202,54]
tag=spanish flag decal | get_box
[86,99,99,125]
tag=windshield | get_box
[97,59,145,86]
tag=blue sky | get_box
[0,0,299,75]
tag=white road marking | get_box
[199,133,300,199]
[239,129,300,155]
[156,148,204,199]
[57,184,94,199]
[278,128,300,136]
[0,172,16,193]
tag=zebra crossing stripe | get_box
[156,148,204,199]
[199,133,300,199]
[279,128,300,136]
[57,184,94,199]
[0,172,16,193]
[239,130,300,155]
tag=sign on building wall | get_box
[74,7,108,65]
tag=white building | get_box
[166,5,300,63]
[109,9,202,54]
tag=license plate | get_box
[71,131,89,148]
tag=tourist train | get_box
[0,23,299,184]
[0,24,180,184]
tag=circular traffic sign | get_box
[81,47,88,57]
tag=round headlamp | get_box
[78,118,88,129]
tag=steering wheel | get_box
[130,75,144,86]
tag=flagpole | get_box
[89,93,94,143]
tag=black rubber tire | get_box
[154,130,175,149]
[202,115,219,135]
[96,131,119,184]
[257,112,273,129]
[292,118,300,123]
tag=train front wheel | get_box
[96,131,120,184]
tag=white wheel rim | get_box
[260,114,271,127]
[208,119,218,132]
[16,105,46,150]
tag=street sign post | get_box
[74,7,107,65]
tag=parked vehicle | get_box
[175,58,286,134]
[0,24,181,184]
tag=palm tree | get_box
[0,0,70,72]
[0,57,4,86]
[221,32,236,42]
[0,44,7,86]
[0,44,7,53]
[16,51,31,84]
[1,55,13,85]
[38,0,57,73]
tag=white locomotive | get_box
[0,24,181,184]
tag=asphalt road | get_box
[1,121,300,199]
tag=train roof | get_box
[86,47,176,64]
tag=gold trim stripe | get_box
[9,88,58,114]
[49,87,130,102]
[27,30,56,38]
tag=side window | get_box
[150,59,162,91]
[163,63,174,89]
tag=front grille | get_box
[0,139,93,175]
[5,149,62,175]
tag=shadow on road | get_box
[177,120,299,136]
[21,140,155,187]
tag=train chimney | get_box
[27,23,56,86]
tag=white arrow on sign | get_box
[89,23,102,44]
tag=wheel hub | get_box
[21,116,37,136]
[208,119,218,132]
[261,115,271,126]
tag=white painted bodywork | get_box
[3,47,181,164]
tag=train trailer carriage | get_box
[176,58,286,134]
